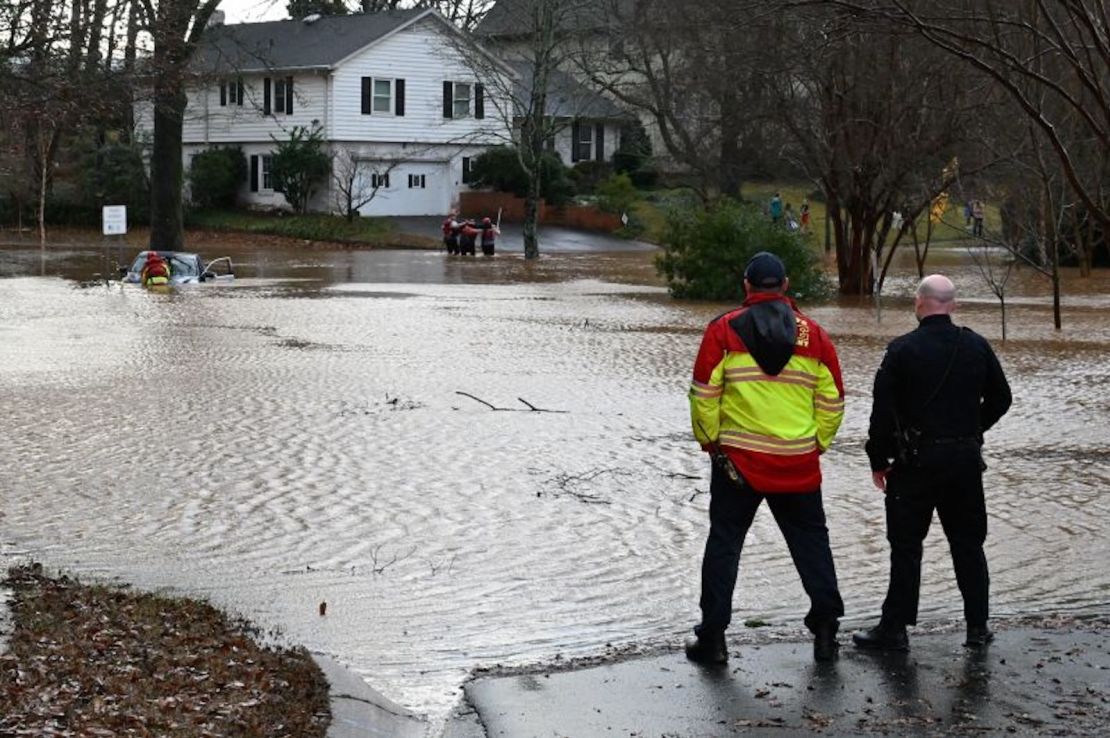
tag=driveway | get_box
[388,216,658,253]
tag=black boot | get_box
[964,624,994,648]
[685,631,727,665]
[813,621,839,662]
[852,620,909,651]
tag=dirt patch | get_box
[0,564,330,737]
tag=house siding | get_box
[329,17,509,145]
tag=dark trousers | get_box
[881,458,989,627]
[697,466,844,635]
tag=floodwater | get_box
[1,240,1109,722]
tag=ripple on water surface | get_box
[1,257,1109,718]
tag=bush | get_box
[656,199,828,301]
[596,173,638,215]
[569,161,613,194]
[187,147,247,210]
[270,126,330,213]
[469,146,575,207]
[613,120,658,188]
[73,140,151,224]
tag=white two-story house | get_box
[141,8,513,216]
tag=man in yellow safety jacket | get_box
[685,251,846,664]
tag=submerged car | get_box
[120,251,235,285]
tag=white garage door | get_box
[356,162,451,217]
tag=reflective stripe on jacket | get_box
[689,292,845,493]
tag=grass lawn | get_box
[187,210,436,248]
[632,181,1003,248]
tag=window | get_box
[453,82,471,118]
[371,172,390,189]
[407,174,426,189]
[573,123,593,162]
[361,77,404,116]
[373,79,392,113]
[261,155,273,191]
[219,78,242,107]
[273,77,293,115]
[443,81,482,119]
[462,157,473,184]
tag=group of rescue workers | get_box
[442,210,499,256]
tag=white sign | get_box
[102,205,127,236]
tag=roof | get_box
[194,9,429,73]
[508,61,629,120]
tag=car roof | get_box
[137,251,200,259]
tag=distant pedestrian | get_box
[784,203,799,231]
[972,200,985,237]
[684,251,846,666]
[769,193,783,224]
[964,200,973,227]
[853,275,1011,653]
[800,198,811,233]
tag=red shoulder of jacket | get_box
[790,306,835,361]
[706,307,749,353]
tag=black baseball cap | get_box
[744,251,786,289]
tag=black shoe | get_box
[685,631,727,665]
[964,624,994,648]
[813,621,840,662]
[852,620,909,652]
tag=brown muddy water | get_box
[1,241,1108,721]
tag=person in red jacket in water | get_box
[479,216,499,256]
[685,251,847,665]
[442,210,461,254]
[141,252,171,286]
[458,219,479,256]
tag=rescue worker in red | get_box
[140,251,171,286]
[685,251,846,665]
[479,216,499,256]
[459,219,479,256]
[442,210,461,255]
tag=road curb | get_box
[312,653,428,738]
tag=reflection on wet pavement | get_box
[1,243,1109,717]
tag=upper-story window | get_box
[361,77,405,116]
[263,77,294,115]
[443,81,484,120]
[220,78,243,107]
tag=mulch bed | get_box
[0,564,330,737]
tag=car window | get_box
[168,255,199,277]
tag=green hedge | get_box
[656,199,828,301]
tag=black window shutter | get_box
[571,120,581,162]
[220,82,226,106]
[361,77,372,115]
[443,81,453,119]
[595,123,605,161]
[462,156,471,184]
[237,79,244,106]
[263,78,271,115]
[474,84,484,119]
[395,79,405,116]
[286,76,294,114]
[250,155,259,192]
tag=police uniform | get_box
[863,314,1011,641]
[685,252,846,664]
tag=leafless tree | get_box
[331,148,401,221]
[449,0,597,259]
[824,0,1109,234]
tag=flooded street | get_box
[1,241,1109,720]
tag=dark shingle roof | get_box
[194,9,429,73]
[508,61,628,120]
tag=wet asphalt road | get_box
[462,624,1110,737]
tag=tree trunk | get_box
[149,82,187,251]
[523,176,540,260]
